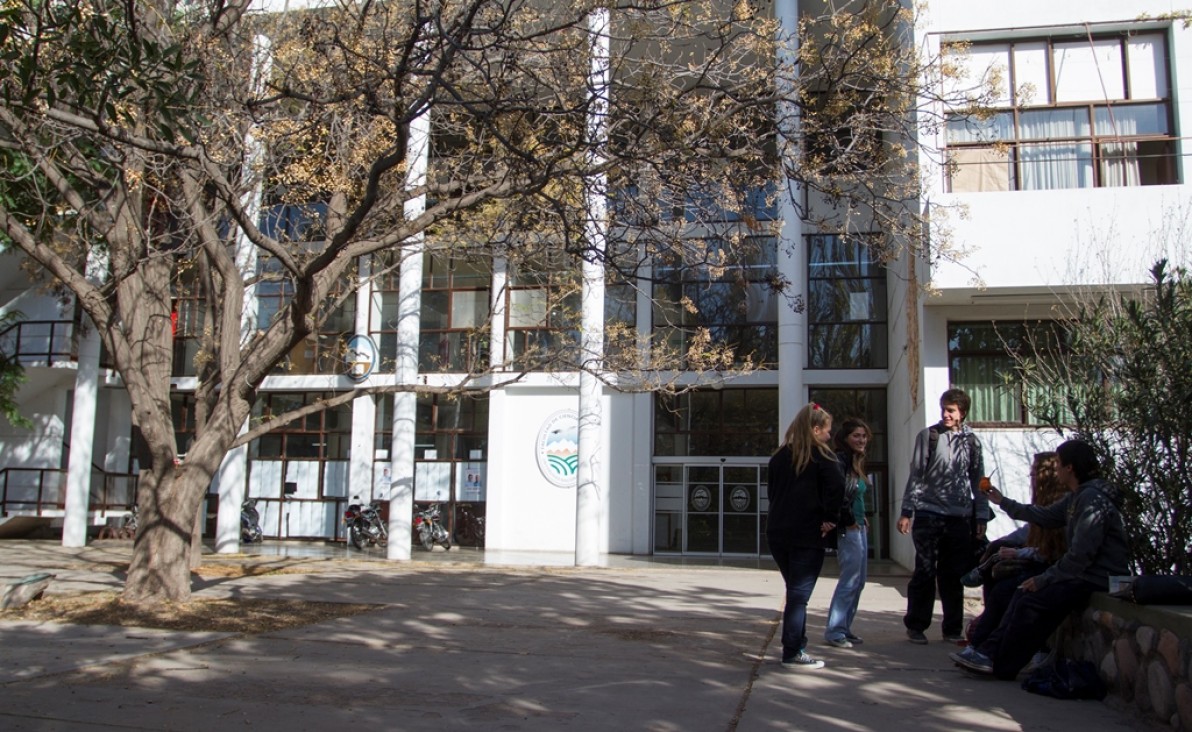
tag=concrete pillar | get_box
[575,7,610,566]
[387,101,430,561]
[61,323,100,547]
[775,0,806,428]
[215,442,248,553]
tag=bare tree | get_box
[0,0,960,605]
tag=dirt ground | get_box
[0,563,382,633]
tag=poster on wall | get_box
[414,462,451,502]
[457,463,487,502]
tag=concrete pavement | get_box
[0,540,1151,731]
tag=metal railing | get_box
[0,467,138,516]
[0,319,75,366]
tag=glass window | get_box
[418,252,491,373]
[651,236,779,369]
[948,321,1070,425]
[250,393,352,461]
[807,235,888,369]
[946,32,1177,192]
[653,388,778,457]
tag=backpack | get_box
[926,424,981,484]
[1021,660,1107,701]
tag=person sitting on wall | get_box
[964,451,1068,650]
[950,440,1130,679]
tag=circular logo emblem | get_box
[690,485,712,512]
[536,410,579,488]
[729,486,751,512]
[345,334,378,381]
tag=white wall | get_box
[487,386,607,553]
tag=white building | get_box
[1,1,1188,567]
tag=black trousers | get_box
[904,514,971,637]
[976,577,1100,679]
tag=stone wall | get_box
[1056,594,1192,730]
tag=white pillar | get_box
[215,443,248,553]
[349,258,377,504]
[215,34,271,551]
[576,7,610,566]
[62,323,100,547]
[775,0,806,428]
[387,102,430,561]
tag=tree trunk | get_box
[122,467,206,604]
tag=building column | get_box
[215,442,248,553]
[387,102,430,561]
[215,33,270,551]
[775,0,806,427]
[61,323,100,547]
[575,7,610,566]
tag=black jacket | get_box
[766,446,845,548]
[999,478,1130,590]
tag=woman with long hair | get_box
[767,403,845,671]
[965,451,1068,648]
[824,418,872,648]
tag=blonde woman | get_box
[767,403,846,671]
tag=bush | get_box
[1010,260,1192,575]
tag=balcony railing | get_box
[0,319,75,367]
[0,467,138,516]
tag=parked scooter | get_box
[241,498,263,543]
[344,497,388,550]
[414,503,451,551]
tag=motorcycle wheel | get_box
[349,524,368,550]
[419,530,434,551]
[376,523,389,548]
[441,536,451,551]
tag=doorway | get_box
[653,461,767,555]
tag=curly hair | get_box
[1026,451,1068,562]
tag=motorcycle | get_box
[241,498,263,543]
[344,497,388,550]
[414,503,451,551]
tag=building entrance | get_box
[653,461,767,555]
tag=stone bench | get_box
[1055,593,1192,730]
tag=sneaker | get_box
[781,652,826,670]
[825,637,853,648]
[906,629,928,645]
[942,633,968,645]
[949,646,994,674]
[844,633,864,645]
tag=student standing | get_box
[767,403,845,670]
[897,388,992,644]
[824,418,872,648]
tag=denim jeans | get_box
[825,527,867,641]
[904,514,971,637]
[768,535,825,660]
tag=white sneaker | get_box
[782,652,825,670]
[825,637,853,648]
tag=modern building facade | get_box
[1,1,1189,569]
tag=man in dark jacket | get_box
[950,439,1130,679]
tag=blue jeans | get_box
[825,527,867,641]
[768,535,825,660]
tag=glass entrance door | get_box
[654,462,765,555]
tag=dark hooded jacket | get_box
[997,477,1130,590]
[766,446,845,548]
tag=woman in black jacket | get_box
[767,403,845,671]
